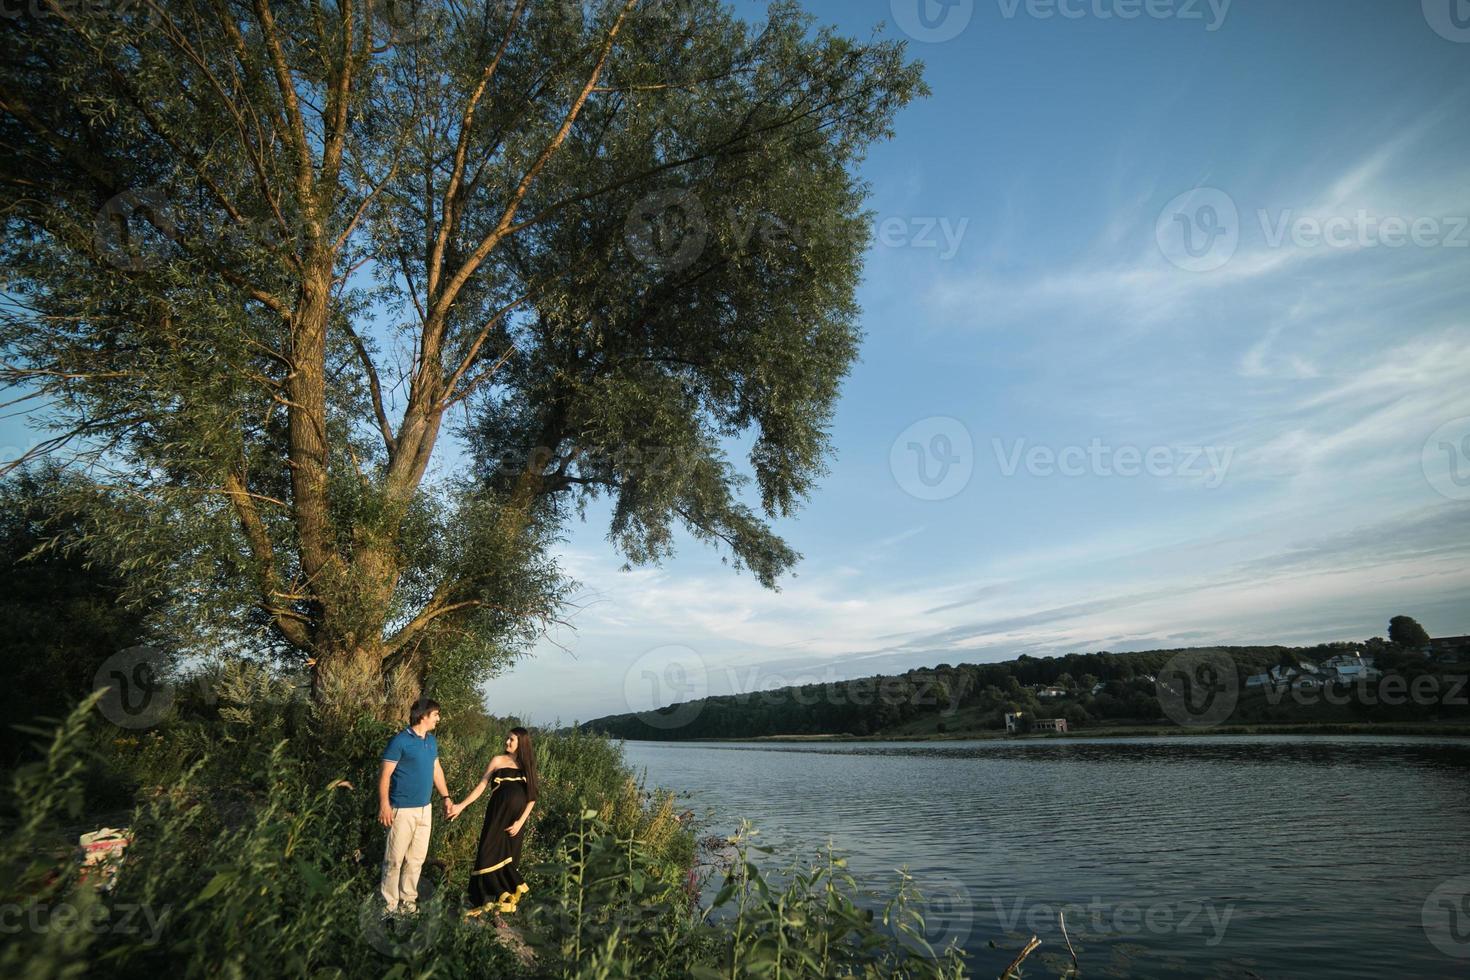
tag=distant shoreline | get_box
[635,722,1470,743]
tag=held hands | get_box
[444,798,461,821]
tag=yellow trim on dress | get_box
[464,883,531,918]
[473,856,512,875]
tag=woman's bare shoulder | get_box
[487,753,515,768]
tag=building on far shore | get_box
[1006,711,1068,734]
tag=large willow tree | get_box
[0,0,926,726]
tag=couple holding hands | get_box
[377,698,539,923]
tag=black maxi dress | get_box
[467,765,534,914]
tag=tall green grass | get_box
[2,681,969,978]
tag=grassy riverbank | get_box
[2,673,970,979]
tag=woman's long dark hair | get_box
[509,726,539,801]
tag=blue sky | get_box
[6,0,1468,726]
[485,0,1470,725]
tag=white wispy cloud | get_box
[488,91,1470,726]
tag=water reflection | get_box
[623,736,1470,979]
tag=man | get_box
[378,697,455,916]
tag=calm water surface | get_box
[622,736,1470,978]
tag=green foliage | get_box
[0,469,164,764]
[430,712,695,906]
[0,0,928,718]
[690,822,966,980]
[4,697,968,978]
[0,691,110,980]
[584,639,1470,739]
[1387,615,1431,649]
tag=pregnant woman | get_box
[453,726,539,921]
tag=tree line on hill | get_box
[582,620,1467,740]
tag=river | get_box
[621,736,1470,978]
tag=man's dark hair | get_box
[409,698,441,726]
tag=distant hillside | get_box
[581,637,1470,740]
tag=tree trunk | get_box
[313,642,421,732]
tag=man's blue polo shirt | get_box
[382,727,438,808]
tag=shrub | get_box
[4,699,970,978]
